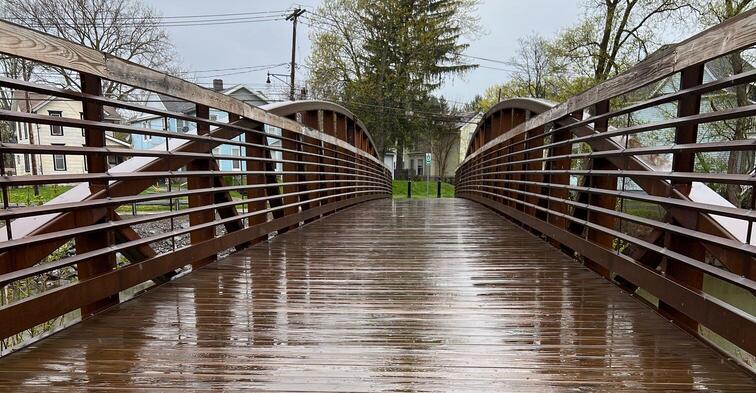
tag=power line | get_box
[4,9,290,21]
[4,14,289,29]
[15,63,289,81]
[461,54,512,65]
[178,63,288,75]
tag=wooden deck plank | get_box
[0,199,752,391]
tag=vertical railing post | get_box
[187,104,215,269]
[408,180,412,199]
[301,110,322,222]
[323,111,338,206]
[242,117,269,244]
[546,121,573,251]
[76,73,117,317]
[661,63,706,331]
[346,119,356,199]
[280,126,301,232]
[583,100,615,279]
[437,179,441,198]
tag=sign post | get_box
[425,153,431,197]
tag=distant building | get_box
[12,91,129,176]
[129,79,274,172]
[393,111,482,179]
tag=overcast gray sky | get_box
[142,0,583,105]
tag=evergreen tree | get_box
[307,0,479,163]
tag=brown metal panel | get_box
[75,73,117,317]
[660,64,706,331]
[187,104,216,268]
[243,118,269,244]
[525,126,545,219]
[280,127,301,233]
[335,114,348,202]
[301,110,322,215]
[583,100,616,278]
[323,111,338,205]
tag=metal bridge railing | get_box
[0,20,391,349]
[455,11,756,358]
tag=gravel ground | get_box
[131,214,235,258]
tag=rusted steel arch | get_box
[461,97,754,279]
[463,98,556,159]
[263,100,381,159]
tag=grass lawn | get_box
[2,185,74,206]
[393,180,454,199]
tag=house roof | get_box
[156,93,196,114]
[222,84,270,102]
[154,85,270,115]
[105,135,130,147]
[12,90,50,111]
[11,90,122,120]
[455,111,482,130]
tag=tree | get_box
[1,0,178,99]
[471,0,692,112]
[691,0,755,207]
[306,0,366,101]
[509,33,558,99]
[551,0,691,83]
[307,0,480,167]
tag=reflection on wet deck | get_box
[0,199,752,391]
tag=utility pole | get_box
[286,8,305,101]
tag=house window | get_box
[49,111,63,136]
[231,147,241,169]
[52,144,66,171]
[23,154,30,172]
[80,112,85,137]
[417,159,423,176]
[410,159,414,171]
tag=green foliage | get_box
[471,0,693,109]
[393,180,454,199]
[307,0,481,154]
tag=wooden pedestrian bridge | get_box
[0,13,755,392]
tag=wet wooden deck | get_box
[0,199,753,391]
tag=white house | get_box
[129,79,274,172]
[13,90,129,176]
